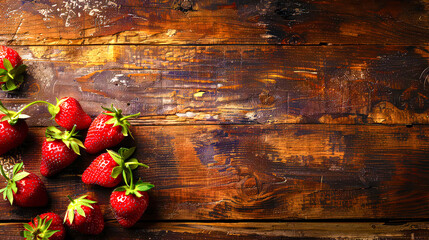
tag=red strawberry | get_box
[0,46,27,91]
[84,105,140,154]
[0,162,48,207]
[48,97,92,131]
[0,101,29,156]
[82,147,147,188]
[41,125,85,177]
[21,212,65,240]
[110,180,154,228]
[64,195,104,235]
[11,97,91,131]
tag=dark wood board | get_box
[2,221,429,240]
[1,124,429,221]
[0,0,428,46]
[1,45,429,125]
[1,0,429,238]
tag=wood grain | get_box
[0,0,428,46]
[1,124,429,221]
[1,221,429,240]
[1,45,428,125]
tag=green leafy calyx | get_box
[45,125,85,155]
[0,162,30,205]
[108,147,148,180]
[102,104,140,138]
[20,215,60,240]
[113,180,154,198]
[0,59,27,91]
[64,195,96,224]
[46,98,64,120]
[112,156,153,198]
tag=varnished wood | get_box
[1,0,429,238]
[0,0,428,45]
[1,221,429,240]
[1,45,429,125]
[1,124,429,221]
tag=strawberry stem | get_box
[122,167,130,188]
[66,125,77,139]
[129,167,134,190]
[119,112,141,121]
[67,195,75,204]
[12,100,55,119]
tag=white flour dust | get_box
[38,0,120,27]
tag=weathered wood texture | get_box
[1,0,429,239]
[2,221,429,240]
[1,45,429,125]
[1,124,429,221]
[0,0,428,45]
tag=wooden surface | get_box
[0,0,429,239]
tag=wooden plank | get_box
[0,0,428,45]
[1,45,429,125]
[1,124,429,221]
[1,221,429,240]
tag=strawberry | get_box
[17,97,91,131]
[111,180,154,228]
[84,105,140,154]
[0,101,29,156]
[21,212,65,240]
[41,125,85,177]
[64,195,104,235]
[47,97,92,131]
[82,147,148,188]
[0,162,48,207]
[0,46,27,91]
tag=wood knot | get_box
[242,177,259,196]
[282,34,304,45]
[173,0,195,13]
[259,92,276,106]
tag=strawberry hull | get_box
[0,46,26,91]
[41,140,78,177]
[82,152,123,188]
[0,46,22,69]
[13,172,48,207]
[110,191,149,228]
[55,97,92,131]
[84,112,125,154]
[24,212,66,240]
[65,196,104,235]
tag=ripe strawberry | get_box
[21,212,65,240]
[0,101,29,156]
[84,105,140,154]
[64,195,104,235]
[0,46,27,91]
[41,125,85,177]
[47,97,92,131]
[82,147,148,188]
[111,180,154,228]
[0,162,48,207]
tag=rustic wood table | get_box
[1,0,429,239]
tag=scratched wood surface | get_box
[0,0,428,45]
[0,45,428,125]
[1,0,429,239]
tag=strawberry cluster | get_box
[0,95,153,238]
